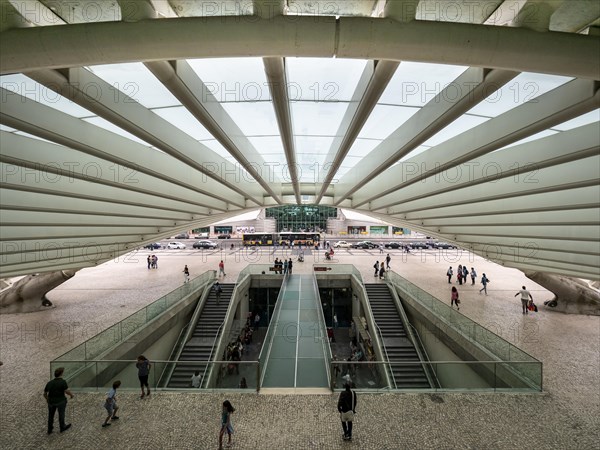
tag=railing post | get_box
[256,362,260,393]
[494,362,497,392]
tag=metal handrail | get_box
[353,278,395,390]
[311,271,332,387]
[407,322,441,389]
[158,323,189,388]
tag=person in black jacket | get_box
[337,383,357,441]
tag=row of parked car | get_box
[143,240,220,250]
[333,240,457,249]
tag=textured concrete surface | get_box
[1,246,598,449]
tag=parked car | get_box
[409,241,431,250]
[217,234,231,239]
[433,242,457,249]
[174,233,189,239]
[143,242,162,250]
[385,242,403,249]
[352,241,378,249]
[166,242,186,249]
[193,240,219,249]
[333,240,352,248]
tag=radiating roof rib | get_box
[25,68,266,206]
[0,87,245,210]
[263,57,301,204]
[374,123,599,214]
[351,78,599,209]
[333,67,519,204]
[144,59,283,204]
[314,60,399,204]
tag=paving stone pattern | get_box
[0,246,598,449]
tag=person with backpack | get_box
[480,273,490,295]
[373,261,379,277]
[470,267,477,285]
[337,383,357,441]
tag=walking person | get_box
[379,244,384,254]
[183,265,190,283]
[379,261,385,280]
[479,273,490,295]
[373,261,379,277]
[283,258,289,275]
[214,282,223,304]
[102,380,121,428]
[463,266,469,284]
[44,367,73,434]
[386,253,391,270]
[254,312,260,330]
[447,266,453,283]
[136,355,151,398]
[457,265,463,285]
[218,260,226,277]
[515,286,533,315]
[470,267,477,285]
[288,258,293,275]
[219,400,235,449]
[337,383,357,441]
[451,286,460,310]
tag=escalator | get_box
[365,284,430,389]
[167,283,234,388]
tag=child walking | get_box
[219,400,235,449]
[102,381,121,427]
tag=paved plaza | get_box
[0,245,598,449]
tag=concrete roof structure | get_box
[0,0,599,278]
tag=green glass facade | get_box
[265,205,338,232]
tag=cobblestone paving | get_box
[1,247,598,449]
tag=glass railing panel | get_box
[85,323,121,360]
[212,361,259,390]
[121,309,147,339]
[52,271,215,365]
[332,362,389,391]
[386,271,541,372]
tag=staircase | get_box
[365,284,430,389]
[168,283,234,388]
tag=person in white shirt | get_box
[515,286,533,315]
[191,371,201,388]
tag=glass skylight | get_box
[551,109,600,131]
[378,62,469,107]
[286,58,369,102]
[0,73,94,118]
[222,102,280,135]
[88,63,180,108]
[421,114,490,147]
[187,58,271,102]
[291,102,350,135]
[468,72,574,118]
[248,136,285,157]
[347,138,383,157]
[153,106,216,140]
[358,105,419,140]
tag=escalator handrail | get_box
[356,280,396,390]
[407,322,441,389]
[311,272,332,387]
